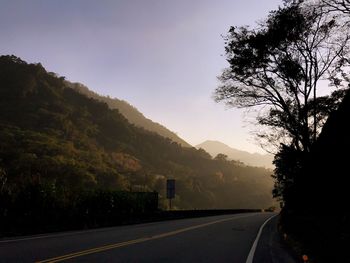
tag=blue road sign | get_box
[166,179,175,199]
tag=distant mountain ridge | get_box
[196,140,274,168]
[0,55,275,210]
[66,82,191,147]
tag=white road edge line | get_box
[246,213,278,263]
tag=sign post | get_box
[166,179,175,210]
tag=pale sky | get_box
[0,0,283,154]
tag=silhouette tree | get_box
[215,1,350,153]
[321,0,350,13]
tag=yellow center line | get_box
[36,214,254,263]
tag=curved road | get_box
[0,213,278,262]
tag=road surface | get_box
[0,212,287,262]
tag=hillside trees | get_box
[216,2,349,152]
[215,1,350,206]
[321,0,350,13]
[0,55,275,219]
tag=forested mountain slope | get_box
[0,55,275,209]
[67,82,191,147]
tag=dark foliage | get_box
[68,82,192,147]
[216,1,349,153]
[0,184,158,236]
[216,1,350,261]
[0,55,275,235]
[277,38,350,263]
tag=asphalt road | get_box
[0,212,277,263]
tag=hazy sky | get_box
[0,0,283,153]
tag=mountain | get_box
[66,82,191,147]
[196,140,274,168]
[0,55,275,210]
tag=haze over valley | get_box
[197,140,274,168]
[0,56,275,213]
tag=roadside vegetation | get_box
[216,0,350,261]
[0,55,275,236]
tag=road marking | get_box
[0,226,125,243]
[245,213,278,263]
[0,216,208,244]
[36,213,255,263]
